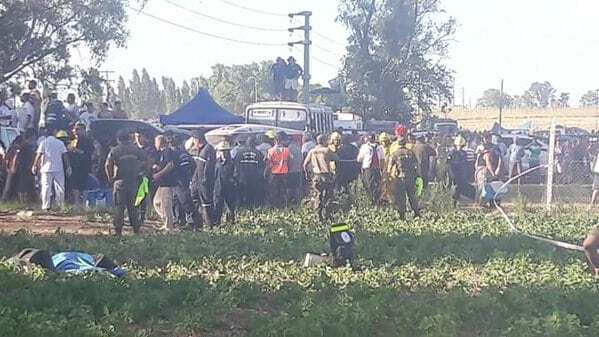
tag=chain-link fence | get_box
[496,123,598,208]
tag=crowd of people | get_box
[1,117,599,233]
[0,80,128,135]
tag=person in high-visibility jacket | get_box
[266,132,292,207]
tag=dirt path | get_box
[0,211,162,236]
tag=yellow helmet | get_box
[378,132,390,143]
[265,129,277,139]
[454,135,467,147]
[55,130,69,139]
[330,132,342,142]
[215,140,232,151]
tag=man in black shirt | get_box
[189,129,216,229]
[448,135,476,207]
[68,122,95,206]
[284,56,303,101]
[152,134,178,231]
[170,135,196,228]
[134,130,158,222]
[105,130,146,236]
[233,136,264,210]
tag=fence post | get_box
[546,122,556,210]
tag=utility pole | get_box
[288,11,312,105]
[499,79,504,127]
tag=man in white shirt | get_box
[32,128,72,211]
[16,93,34,132]
[0,96,14,127]
[79,102,97,128]
[357,133,385,205]
[64,93,80,122]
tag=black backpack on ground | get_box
[329,224,356,267]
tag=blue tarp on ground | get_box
[160,89,243,125]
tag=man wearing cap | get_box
[189,128,216,229]
[32,128,72,211]
[105,130,146,235]
[234,136,264,210]
[68,122,95,206]
[304,134,339,221]
[387,135,420,220]
[213,140,237,225]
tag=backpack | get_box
[392,150,417,179]
[329,224,356,267]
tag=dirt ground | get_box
[0,210,162,236]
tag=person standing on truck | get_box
[284,57,303,101]
[271,57,287,100]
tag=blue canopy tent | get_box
[160,89,243,125]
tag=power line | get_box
[313,55,340,70]
[216,0,288,17]
[314,31,346,47]
[163,0,288,32]
[313,44,343,57]
[292,46,339,70]
[128,6,287,47]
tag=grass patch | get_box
[1,204,599,336]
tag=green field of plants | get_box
[1,201,599,337]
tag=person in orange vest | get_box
[266,132,293,207]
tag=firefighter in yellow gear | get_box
[387,135,421,220]
[378,132,394,203]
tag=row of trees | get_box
[113,62,274,119]
[477,82,599,109]
[113,63,348,119]
[0,0,457,122]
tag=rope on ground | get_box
[492,164,585,252]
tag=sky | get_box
[92,0,599,106]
